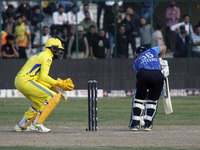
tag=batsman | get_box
[129,45,166,131]
[14,38,74,133]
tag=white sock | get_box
[18,116,29,128]
[33,116,39,125]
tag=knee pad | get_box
[36,94,61,124]
[144,100,158,126]
[129,98,146,127]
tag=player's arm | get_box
[38,56,74,91]
[38,57,57,85]
[158,45,166,58]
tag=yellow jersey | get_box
[15,22,31,47]
[16,48,57,88]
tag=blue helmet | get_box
[136,46,147,54]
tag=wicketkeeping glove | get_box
[65,78,73,84]
[56,78,74,91]
[50,85,67,101]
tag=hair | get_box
[156,24,163,30]
[89,25,95,29]
[98,29,105,32]
[7,4,14,10]
[72,4,76,8]
[59,4,64,9]
[83,3,89,7]
[126,7,133,10]
[6,34,15,41]
[140,17,146,20]
[2,23,7,30]
[43,26,49,30]
[183,14,189,19]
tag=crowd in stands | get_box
[1,1,200,59]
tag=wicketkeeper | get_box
[129,45,166,131]
[14,38,74,133]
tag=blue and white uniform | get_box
[134,46,161,72]
[129,46,165,129]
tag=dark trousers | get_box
[135,69,164,100]
[165,26,175,51]
[18,47,27,59]
[127,34,136,58]
[97,2,105,30]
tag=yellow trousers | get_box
[15,76,55,119]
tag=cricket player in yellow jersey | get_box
[14,38,74,133]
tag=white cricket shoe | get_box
[144,125,153,131]
[130,125,140,131]
[14,124,30,132]
[30,123,51,133]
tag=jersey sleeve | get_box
[38,55,57,86]
[151,46,161,55]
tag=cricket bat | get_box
[162,76,173,114]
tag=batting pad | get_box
[37,94,61,124]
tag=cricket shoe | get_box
[130,125,140,131]
[143,125,153,131]
[30,123,51,133]
[14,124,30,132]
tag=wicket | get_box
[88,80,98,131]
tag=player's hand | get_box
[50,85,67,101]
[65,78,74,91]
[64,78,73,84]
[56,78,74,91]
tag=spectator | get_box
[42,1,57,16]
[165,1,180,52]
[16,2,32,22]
[70,24,76,35]
[85,25,98,47]
[2,4,17,23]
[103,1,123,33]
[33,26,52,52]
[106,5,122,58]
[51,4,68,30]
[79,3,94,21]
[68,26,89,59]
[152,24,165,47]
[21,14,31,32]
[1,24,8,46]
[57,26,71,58]
[2,34,19,59]
[50,25,58,38]
[79,11,97,33]
[0,24,8,56]
[192,25,200,57]
[67,5,82,25]
[174,25,189,57]
[138,17,151,48]
[5,16,15,34]
[90,29,110,59]
[3,1,18,10]
[115,25,128,58]
[60,1,78,13]
[123,7,140,58]
[136,2,159,21]
[31,6,45,32]
[14,16,31,59]
[170,14,194,36]
[96,2,106,30]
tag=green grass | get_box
[0,96,199,150]
[0,96,199,127]
[0,147,198,150]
